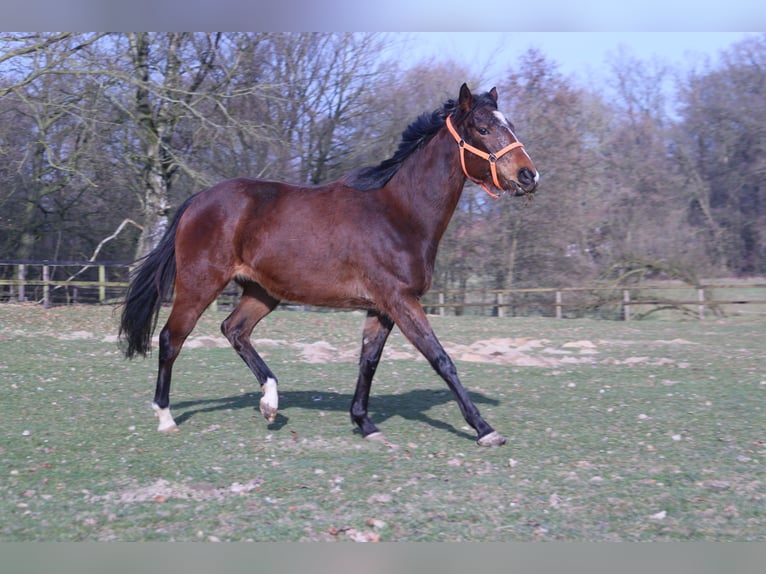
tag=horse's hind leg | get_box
[220,282,280,423]
[153,280,228,432]
[153,303,212,432]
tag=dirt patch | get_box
[58,330,96,340]
[88,478,263,504]
[183,335,230,349]
[68,331,686,368]
[298,341,351,363]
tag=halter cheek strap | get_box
[445,115,525,199]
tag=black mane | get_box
[344,90,499,191]
[343,103,453,191]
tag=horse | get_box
[119,83,539,446]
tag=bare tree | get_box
[116,33,275,258]
[494,49,608,288]
[0,34,106,260]
[674,34,766,274]
[235,33,395,185]
[0,33,400,262]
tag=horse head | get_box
[447,83,539,198]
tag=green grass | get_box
[1,304,764,541]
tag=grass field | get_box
[1,304,764,541]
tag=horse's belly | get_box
[238,257,376,309]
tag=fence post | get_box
[17,264,26,302]
[496,292,504,318]
[555,290,563,319]
[98,265,106,303]
[42,264,50,309]
[622,289,631,321]
[438,292,445,317]
[697,288,705,320]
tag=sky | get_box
[4,0,765,32]
[401,32,758,87]
[1,1,761,94]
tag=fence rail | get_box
[0,260,132,307]
[2,260,766,319]
[422,284,766,320]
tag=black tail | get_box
[119,196,195,358]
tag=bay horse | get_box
[119,83,539,446]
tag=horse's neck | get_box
[387,129,466,242]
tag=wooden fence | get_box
[2,260,766,319]
[0,260,132,307]
[421,284,766,320]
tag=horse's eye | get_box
[477,128,489,136]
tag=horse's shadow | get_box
[173,388,500,441]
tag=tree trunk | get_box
[129,32,173,259]
[134,178,171,260]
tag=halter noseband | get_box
[445,114,525,199]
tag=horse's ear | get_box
[459,83,473,112]
[489,87,498,101]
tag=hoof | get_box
[364,431,387,442]
[259,399,278,423]
[260,379,278,423]
[477,431,506,447]
[153,404,178,433]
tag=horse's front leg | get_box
[350,310,394,440]
[388,298,506,446]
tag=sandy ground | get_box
[90,332,694,368]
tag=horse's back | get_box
[177,177,309,239]
[191,176,368,215]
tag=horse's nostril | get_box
[518,168,535,186]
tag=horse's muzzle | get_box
[512,167,539,196]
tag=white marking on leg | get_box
[260,377,278,423]
[152,403,178,432]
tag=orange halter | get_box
[445,115,525,199]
